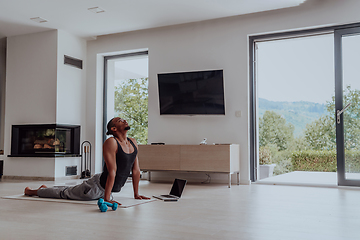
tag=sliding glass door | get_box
[254,34,335,185]
[335,27,360,186]
[250,23,360,187]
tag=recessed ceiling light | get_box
[30,17,48,23]
[88,7,105,14]
[30,17,47,23]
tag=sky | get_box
[342,34,360,91]
[112,55,149,86]
[257,32,360,104]
[105,54,149,121]
[257,33,335,104]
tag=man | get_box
[24,117,150,205]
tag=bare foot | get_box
[24,187,35,196]
[24,185,47,196]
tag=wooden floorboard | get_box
[0,178,360,239]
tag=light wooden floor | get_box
[1,178,360,240]
[258,171,339,187]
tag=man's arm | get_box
[131,138,150,200]
[102,138,120,204]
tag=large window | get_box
[255,34,335,185]
[250,23,360,187]
[104,51,149,144]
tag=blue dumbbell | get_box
[97,198,118,212]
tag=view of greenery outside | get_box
[114,78,148,145]
[259,86,360,176]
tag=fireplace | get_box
[9,124,80,157]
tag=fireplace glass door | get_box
[10,124,80,157]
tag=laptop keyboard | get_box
[160,195,177,198]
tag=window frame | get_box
[249,22,360,182]
[103,51,149,145]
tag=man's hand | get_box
[134,194,151,200]
[104,199,122,205]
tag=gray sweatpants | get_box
[37,174,105,201]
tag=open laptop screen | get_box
[169,179,187,197]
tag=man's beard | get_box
[125,126,131,130]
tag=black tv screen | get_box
[158,69,225,115]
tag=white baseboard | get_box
[240,179,252,185]
[143,171,241,185]
[2,175,81,181]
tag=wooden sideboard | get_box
[138,144,240,187]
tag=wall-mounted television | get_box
[158,69,225,115]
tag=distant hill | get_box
[258,98,328,137]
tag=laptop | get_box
[153,179,187,201]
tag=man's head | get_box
[106,117,130,136]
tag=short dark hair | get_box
[106,118,115,135]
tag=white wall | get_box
[56,30,87,128]
[54,157,81,179]
[0,37,6,151]
[86,0,360,184]
[55,29,87,177]
[4,29,87,179]
[4,30,58,178]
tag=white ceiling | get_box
[0,0,306,39]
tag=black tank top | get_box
[99,137,137,192]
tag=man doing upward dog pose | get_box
[24,117,150,205]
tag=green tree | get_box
[328,86,360,150]
[304,115,336,150]
[259,145,272,165]
[114,78,148,144]
[259,110,294,151]
[304,85,360,150]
